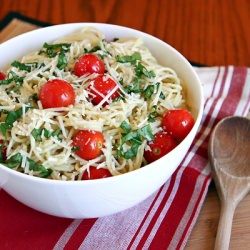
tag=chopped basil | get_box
[144,85,155,99]
[40,43,71,58]
[0,71,25,92]
[148,105,159,122]
[116,52,156,96]
[120,120,131,133]
[31,128,62,142]
[3,153,22,168]
[28,93,39,103]
[11,61,40,72]
[0,106,30,135]
[72,146,80,152]
[57,51,68,69]
[135,62,155,78]
[39,42,71,70]
[118,123,155,159]
[3,153,52,178]
[117,52,141,64]
[89,46,101,53]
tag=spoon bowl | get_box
[209,116,250,250]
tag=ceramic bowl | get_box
[0,23,203,218]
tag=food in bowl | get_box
[0,27,194,181]
[0,27,194,180]
[0,24,203,218]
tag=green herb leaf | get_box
[3,153,52,178]
[137,125,155,141]
[117,52,141,64]
[31,128,62,142]
[4,153,22,168]
[26,157,53,178]
[39,43,71,69]
[120,121,131,133]
[148,105,159,122]
[11,61,39,72]
[144,85,155,99]
[120,142,140,159]
[118,123,155,159]
[0,106,30,135]
[0,71,25,91]
[135,63,155,78]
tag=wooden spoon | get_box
[208,116,250,250]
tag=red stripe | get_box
[176,174,211,249]
[0,190,72,249]
[148,66,248,249]
[147,167,200,250]
[127,185,165,249]
[63,218,97,249]
[217,67,247,119]
[133,170,179,249]
[134,66,248,249]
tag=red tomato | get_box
[82,166,112,180]
[162,109,195,140]
[72,130,105,160]
[89,75,119,105]
[0,72,6,80]
[39,79,75,108]
[74,54,105,77]
[144,132,177,163]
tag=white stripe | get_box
[234,68,250,116]
[137,66,234,248]
[53,219,83,250]
[79,191,158,250]
[142,166,187,249]
[129,181,171,250]
[168,168,210,250]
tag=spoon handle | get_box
[214,200,236,250]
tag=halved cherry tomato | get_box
[144,132,177,163]
[74,54,105,77]
[82,166,112,180]
[162,109,195,140]
[89,75,119,105]
[39,79,75,108]
[0,72,6,80]
[72,130,105,160]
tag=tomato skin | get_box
[0,72,6,80]
[89,75,119,105]
[39,79,75,108]
[82,166,112,180]
[162,109,195,140]
[74,54,105,77]
[72,130,105,160]
[144,132,177,163]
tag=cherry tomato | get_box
[74,54,105,77]
[162,109,195,140]
[82,166,112,180]
[0,72,6,80]
[39,79,75,108]
[89,75,119,105]
[72,130,105,160]
[144,132,177,163]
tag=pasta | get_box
[0,27,187,180]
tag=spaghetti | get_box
[0,27,186,180]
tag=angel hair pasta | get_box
[0,27,193,181]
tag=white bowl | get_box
[0,23,204,218]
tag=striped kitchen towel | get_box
[0,66,249,250]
